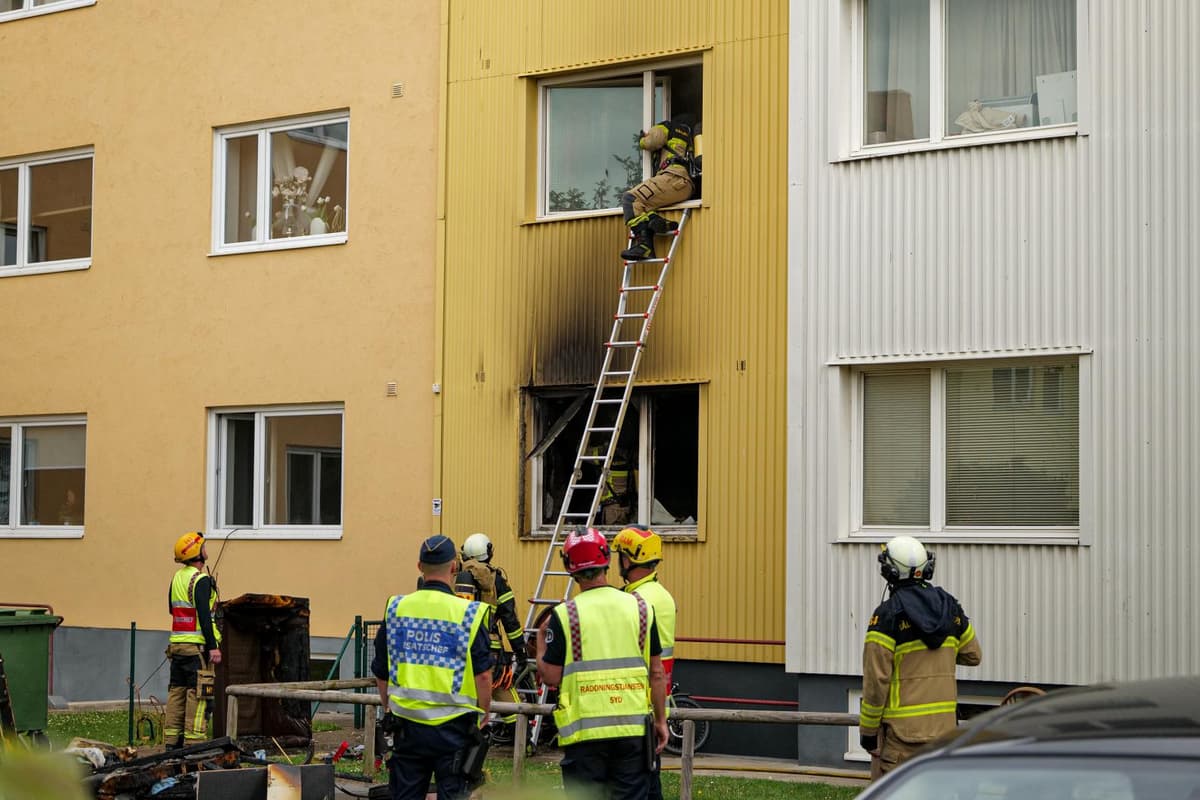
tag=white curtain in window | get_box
[945,0,1076,120]
[867,0,930,141]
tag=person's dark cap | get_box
[419,535,456,565]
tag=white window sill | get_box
[0,527,84,539]
[525,526,698,541]
[842,528,1080,546]
[835,123,1080,163]
[209,232,347,257]
[0,259,90,278]
[0,0,95,23]
[206,527,343,541]
[526,199,702,226]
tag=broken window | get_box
[526,385,699,532]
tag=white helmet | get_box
[878,535,935,584]
[461,532,493,563]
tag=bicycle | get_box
[664,682,710,755]
[487,656,558,751]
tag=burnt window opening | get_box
[527,385,699,532]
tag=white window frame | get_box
[0,415,86,540]
[846,689,999,762]
[0,148,93,277]
[205,404,344,540]
[210,111,350,255]
[831,0,1091,161]
[0,0,95,23]
[832,349,1092,545]
[536,57,703,221]
[528,386,700,537]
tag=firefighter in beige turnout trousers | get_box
[165,531,222,749]
[860,536,981,778]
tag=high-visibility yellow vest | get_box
[385,590,486,726]
[169,566,221,646]
[625,573,675,661]
[552,587,652,746]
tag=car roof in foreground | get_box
[941,675,1200,758]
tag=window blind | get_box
[945,363,1079,525]
[863,371,930,526]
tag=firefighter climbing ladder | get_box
[519,209,691,748]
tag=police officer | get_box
[372,535,492,800]
[619,115,698,261]
[612,526,676,800]
[860,536,982,778]
[164,531,221,750]
[537,527,668,800]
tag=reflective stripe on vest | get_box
[553,588,651,746]
[625,573,675,659]
[169,566,221,646]
[871,625,975,724]
[385,591,485,725]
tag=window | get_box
[851,0,1080,152]
[0,0,95,22]
[0,418,86,537]
[526,386,699,533]
[852,358,1079,537]
[538,60,702,218]
[212,112,348,253]
[0,149,93,274]
[208,406,343,538]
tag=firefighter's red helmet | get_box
[560,527,611,574]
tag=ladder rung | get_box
[619,285,660,293]
[578,455,606,460]
[570,483,600,491]
[615,312,650,319]
[605,341,642,348]
[601,372,632,380]
[561,512,590,518]
[623,257,666,264]
[594,399,623,405]
[588,426,617,434]
[529,598,565,606]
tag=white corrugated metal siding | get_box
[787,0,1200,684]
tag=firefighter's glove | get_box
[860,733,879,754]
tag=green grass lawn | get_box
[45,709,132,749]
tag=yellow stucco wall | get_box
[438,1,789,663]
[0,1,442,638]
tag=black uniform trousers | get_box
[386,713,475,800]
[560,735,652,800]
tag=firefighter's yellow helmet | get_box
[612,526,662,565]
[174,531,206,563]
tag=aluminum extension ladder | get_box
[520,208,691,748]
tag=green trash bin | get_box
[0,607,63,734]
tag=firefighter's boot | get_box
[620,224,655,261]
[646,213,678,235]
